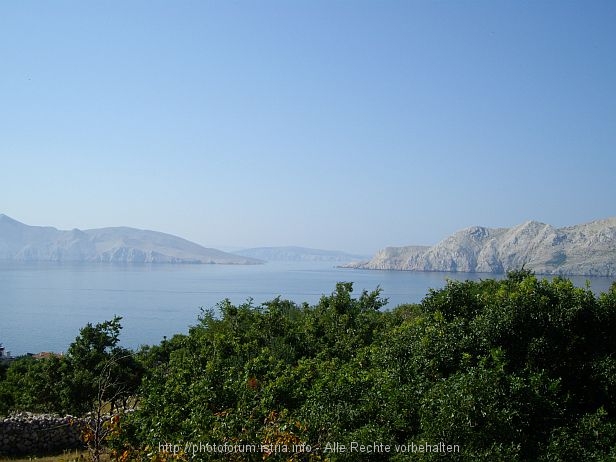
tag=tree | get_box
[63,316,143,416]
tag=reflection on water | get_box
[0,261,613,355]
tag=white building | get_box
[0,343,12,361]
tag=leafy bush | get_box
[3,273,616,461]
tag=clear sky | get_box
[1,1,615,254]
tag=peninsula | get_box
[0,214,262,265]
[345,218,616,277]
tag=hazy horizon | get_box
[2,1,615,255]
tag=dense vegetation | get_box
[2,270,616,460]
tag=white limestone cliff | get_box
[346,218,616,276]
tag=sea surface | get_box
[1,261,614,356]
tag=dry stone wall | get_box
[0,412,85,456]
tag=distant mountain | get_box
[234,246,368,262]
[0,214,262,265]
[345,218,616,276]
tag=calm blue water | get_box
[1,261,614,356]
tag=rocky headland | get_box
[0,214,262,264]
[345,218,616,276]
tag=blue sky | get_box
[1,1,615,254]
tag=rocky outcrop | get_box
[352,246,430,270]
[346,218,616,276]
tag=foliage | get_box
[64,316,143,416]
[0,316,143,417]
[3,274,616,461]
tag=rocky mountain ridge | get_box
[345,218,616,276]
[0,214,262,264]
[234,246,368,262]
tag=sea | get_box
[1,261,614,356]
